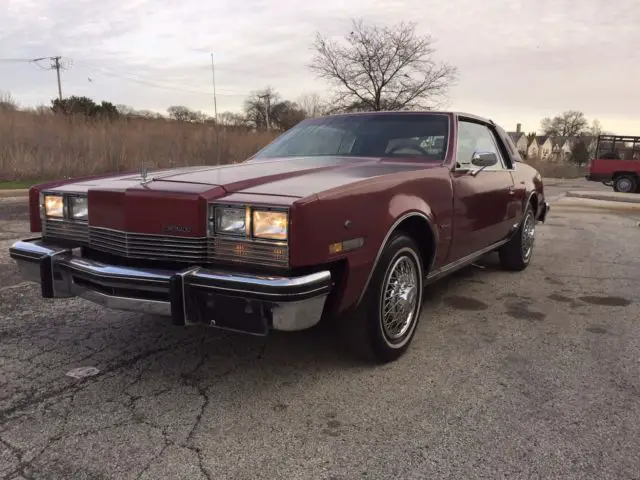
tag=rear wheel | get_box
[344,233,424,363]
[613,175,637,193]
[499,205,535,271]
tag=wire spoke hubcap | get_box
[381,255,419,341]
[521,212,535,260]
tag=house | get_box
[527,135,552,160]
[550,136,572,162]
[507,123,529,156]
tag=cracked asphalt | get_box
[1,180,639,479]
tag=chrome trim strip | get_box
[10,239,69,258]
[356,211,438,306]
[425,238,509,283]
[73,288,171,316]
[190,269,331,289]
[187,282,330,299]
[88,225,207,240]
[57,257,174,284]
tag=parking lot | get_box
[1,180,639,479]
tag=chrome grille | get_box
[210,237,289,268]
[43,218,89,243]
[42,224,290,267]
[89,227,209,263]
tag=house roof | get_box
[507,131,525,142]
[534,135,550,145]
[551,136,569,148]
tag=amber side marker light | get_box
[329,237,365,255]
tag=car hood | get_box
[44,156,437,236]
[50,156,435,199]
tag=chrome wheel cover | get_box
[380,253,420,342]
[521,212,535,261]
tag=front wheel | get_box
[344,233,424,363]
[499,205,536,271]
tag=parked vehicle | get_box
[9,111,549,362]
[586,134,640,193]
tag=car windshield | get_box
[251,113,449,161]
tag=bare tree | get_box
[244,87,305,131]
[309,18,458,112]
[167,105,210,123]
[244,87,279,129]
[218,111,250,128]
[540,111,589,137]
[297,92,327,118]
[0,91,18,111]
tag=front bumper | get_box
[9,238,333,336]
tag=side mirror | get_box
[471,151,498,167]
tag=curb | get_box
[0,189,29,198]
[566,190,640,204]
[555,196,640,212]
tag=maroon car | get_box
[9,111,549,362]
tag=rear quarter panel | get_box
[289,165,454,313]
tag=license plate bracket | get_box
[190,291,269,336]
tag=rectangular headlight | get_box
[44,195,64,218]
[252,210,288,241]
[68,196,88,220]
[215,207,249,236]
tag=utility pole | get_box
[28,56,65,100]
[258,93,271,130]
[52,56,63,101]
[210,53,218,122]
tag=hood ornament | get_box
[140,166,153,185]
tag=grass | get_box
[0,109,278,180]
[524,157,587,179]
[0,107,587,182]
[0,179,44,189]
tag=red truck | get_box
[586,135,640,193]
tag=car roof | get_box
[319,110,494,125]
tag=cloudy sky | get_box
[1,0,638,133]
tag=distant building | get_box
[506,123,529,156]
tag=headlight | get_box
[44,195,64,218]
[68,196,88,220]
[253,210,288,240]
[215,207,249,236]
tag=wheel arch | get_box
[356,211,437,306]
[525,190,539,216]
[612,171,639,179]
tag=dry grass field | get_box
[0,109,586,183]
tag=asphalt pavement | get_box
[1,180,639,479]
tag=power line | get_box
[0,56,66,100]
[72,58,247,97]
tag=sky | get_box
[1,0,639,134]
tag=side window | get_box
[456,121,507,170]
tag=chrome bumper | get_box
[9,238,333,335]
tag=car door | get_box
[448,119,517,260]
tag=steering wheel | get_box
[386,144,432,157]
